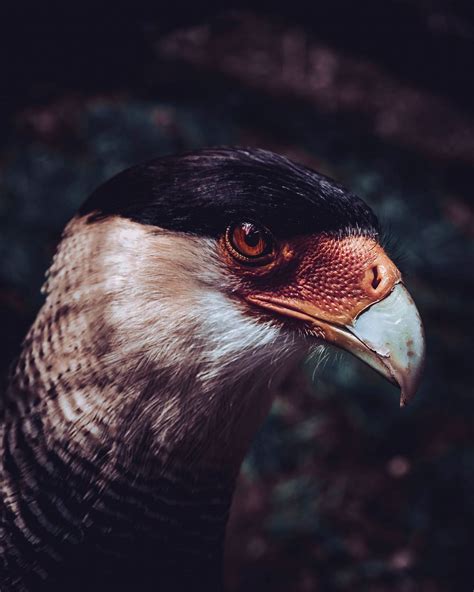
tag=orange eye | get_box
[226,222,275,263]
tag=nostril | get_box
[371,266,381,290]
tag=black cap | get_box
[79,147,379,240]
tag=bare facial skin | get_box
[220,224,424,405]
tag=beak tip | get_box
[400,393,408,408]
[398,364,425,407]
[349,283,425,408]
[399,347,426,407]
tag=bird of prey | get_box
[0,147,425,591]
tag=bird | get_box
[0,147,425,591]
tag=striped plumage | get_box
[0,148,424,590]
[2,302,232,590]
[1,217,265,590]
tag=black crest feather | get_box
[80,147,379,239]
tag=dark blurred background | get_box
[1,3,473,591]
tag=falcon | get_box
[1,147,425,591]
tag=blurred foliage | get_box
[1,7,474,592]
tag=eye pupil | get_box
[242,224,261,247]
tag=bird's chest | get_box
[1,447,231,591]
[66,479,229,591]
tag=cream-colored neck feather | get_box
[8,215,304,478]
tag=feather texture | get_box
[1,216,303,590]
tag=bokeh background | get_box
[1,4,473,591]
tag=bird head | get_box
[29,146,426,470]
[5,147,426,585]
[74,147,424,409]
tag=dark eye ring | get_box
[225,222,275,264]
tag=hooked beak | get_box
[306,282,425,406]
[248,281,425,406]
[341,282,425,405]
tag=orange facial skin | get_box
[221,233,401,329]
